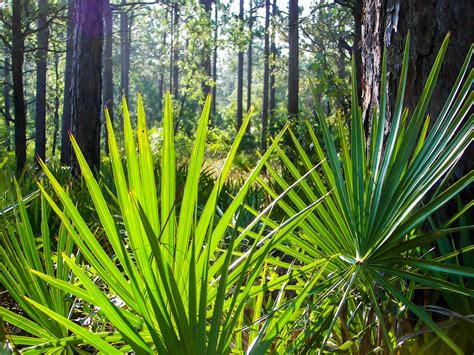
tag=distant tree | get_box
[11,0,27,174]
[172,2,179,98]
[71,0,104,175]
[334,0,362,100]
[60,0,74,165]
[120,0,131,101]
[236,0,244,131]
[287,0,299,120]
[261,0,270,150]
[269,0,277,130]
[199,0,213,98]
[103,0,113,152]
[35,0,49,163]
[211,1,218,118]
[168,7,174,93]
[2,49,11,152]
[51,50,60,157]
[246,2,254,114]
[157,30,166,114]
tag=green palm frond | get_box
[257,35,473,353]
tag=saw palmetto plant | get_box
[1,93,325,353]
[254,35,473,353]
[0,190,79,353]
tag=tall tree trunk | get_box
[361,0,473,138]
[60,0,74,165]
[246,2,253,114]
[103,0,113,153]
[71,0,104,175]
[211,1,218,119]
[269,0,277,134]
[157,31,166,115]
[261,0,270,151]
[287,0,299,120]
[35,0,49,163]
[12,0,27,174]
[172,2,179,99]
[199,0,212,98]
[120,0,130,101]
[361,0,474,201]
[360,0,387,131]
[3,49,11,152]
[52,51,60,157]
[236,0,244,131]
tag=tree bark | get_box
[60,0,74,165]
[12,0,27,174]
[361,0,474,207]
[261,0,270,151]
[361,0,473,139]
[360,0,387,131]
[3,49,11,152]
[236,0,244,131]
[287,0,299,120]
[71,0,104,175]
[35,0,49,163]
[120,0,130,101]
[103,0,113,153]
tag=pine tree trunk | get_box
[120,0,130,101]
[269,0,277,134]
[261,0,270,151]
[3,49,11,152]
[361,0,474,207]
[35,0,49,163]
[12,0,27,174]
[71,0,104,175]
[236,0,244,131]
[361,0,473,141]
[52,51,60,157]
[60,0,74,165]
[287,0,299,120]
[360,0,387,131]
[103,0,113,153]
[246,11,253,114]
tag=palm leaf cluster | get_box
[258,35,473,352]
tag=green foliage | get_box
[1,93,317,353]
[0,35,472,354]
[0,187,79,352]
[256,35,473,353]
